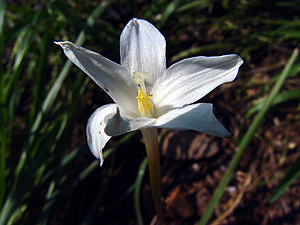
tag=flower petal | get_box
[152,103,231,137]
[104,107,156,136]
[151,55,243,116]
[55,41,139,117]
[120,18,166,91]
[86,104,118,166]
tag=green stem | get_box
[140,128,164,224]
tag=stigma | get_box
[133,71,153,118]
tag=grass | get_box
[1,0,300,224]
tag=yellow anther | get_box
[137,88,153,117]
[133,71,153,117]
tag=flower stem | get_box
[140,127,164,224]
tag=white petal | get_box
[152,103,231,137]
[120,18,166,91]
[105,107,156,136]
[86,104,118,166]
[55,41,138,117]
[151,55,243,116]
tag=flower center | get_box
[133,71,153,118]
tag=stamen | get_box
[133,71,153,117]
[137,88,153,117]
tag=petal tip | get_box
[54,41,64,48]
[236,55,244,66]
[54,41,71,49]
[223,130,232,138]
[99,158,104,167]
[133,17,138,26]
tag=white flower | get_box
[55,18,243,166]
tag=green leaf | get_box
[269,152,300,202]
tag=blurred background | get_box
[1,0,300,224]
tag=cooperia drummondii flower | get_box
[55,18,243,166]
[56,18,243,223]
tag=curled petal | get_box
[120,18,166,91]
[55,41,138,117]
[105,107,156,136]
[151,54,243,116]
[153,103,231,137]
[86,104,118,166]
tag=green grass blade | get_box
[29,31,50,126]
[36,131,137,225]
[3,1,43,102]
[25,0,114,162]
[0,103,6,211]
[134,157,148,225]
[176,0,213,12]
[269,152,300,202]
[0,0,7,205]
[0,0,40,215]
[91,184,135,224]
[198,47,299,225]
[25,0,114,153]
[18,0,114,180]
[0,2,114,225]
[156,0,182,28]
[81,160,116,225]
[0,0,5,57]
[0,110,6,210]
[246,89,300,118]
